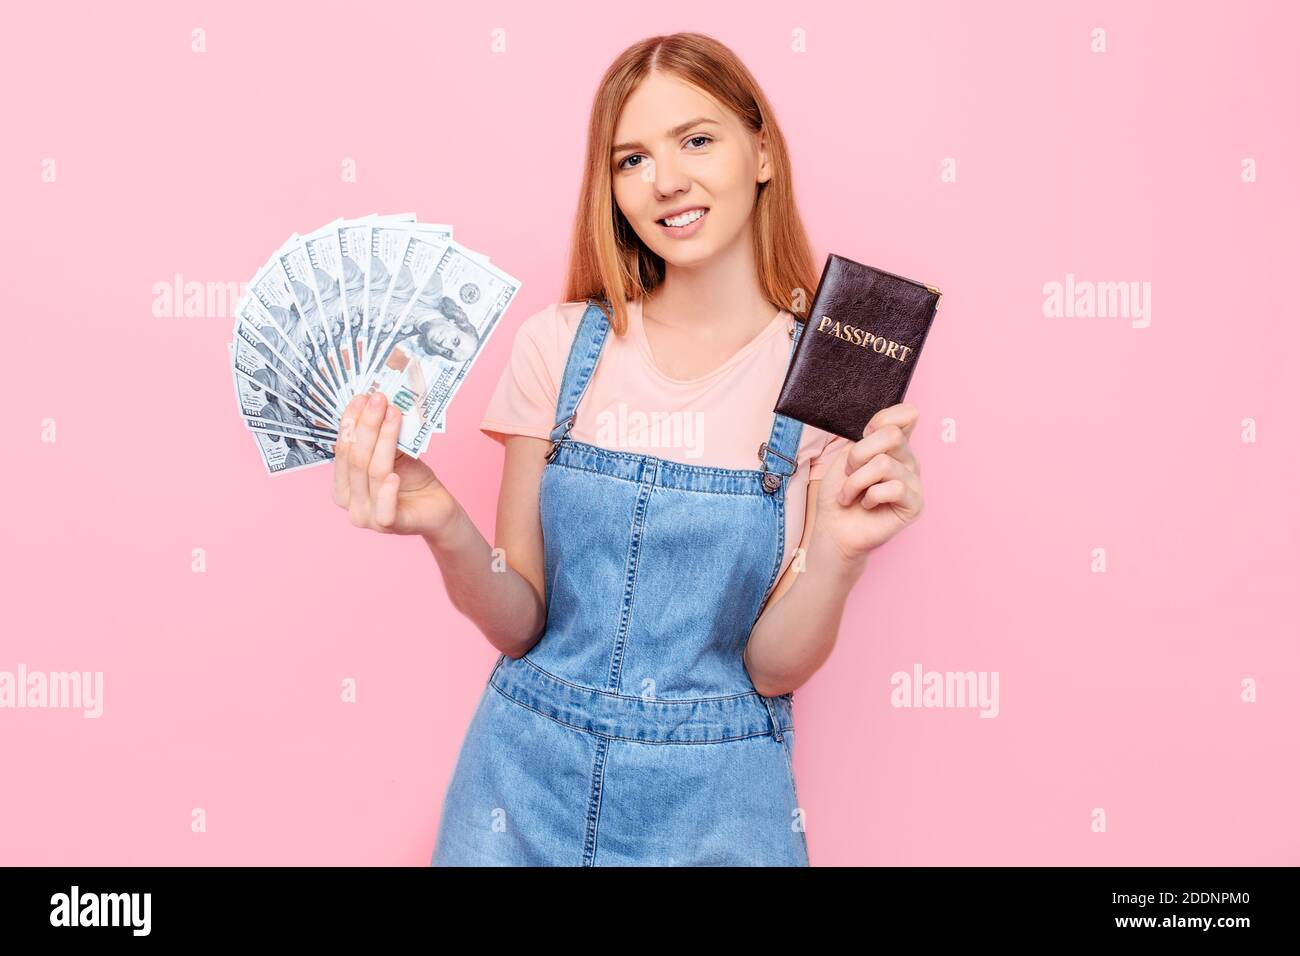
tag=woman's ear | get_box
[756,126,772,185]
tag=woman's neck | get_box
[641,224,778,340]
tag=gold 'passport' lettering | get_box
[815,315,913,362]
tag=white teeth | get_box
[662,208,706,227]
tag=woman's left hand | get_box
[813,402,926,565]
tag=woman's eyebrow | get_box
[612,117,720,154]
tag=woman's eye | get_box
[617,136,711,171]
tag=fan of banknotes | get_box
[228,213,521,474]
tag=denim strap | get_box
[549,299,807,491]
[549,298,612,443]
[757,316,806,493]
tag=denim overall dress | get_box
[431,298,810,866]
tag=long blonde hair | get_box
[562,32,819,336]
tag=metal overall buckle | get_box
[757,441,796,493]
[546,413,575,463]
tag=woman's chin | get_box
[651,241,721,269]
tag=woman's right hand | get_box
[331,391,460,539]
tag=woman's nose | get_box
[649,155,690,199]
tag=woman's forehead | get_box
[614,75,732,142]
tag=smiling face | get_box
[610,71,770,269]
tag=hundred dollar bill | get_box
[228,343,336,435]
[232,349,336,432]
[241,404,445,443]
[239,412,336,441]
[243,414,337,442]
[359,224,405,385]
[361,223,452,384]
[367,240,521,455]
[247,218,430,418]
[232,318,450,439]
[249,237,342,416]
[230,327,449,441]
[247,410,442,476]
[278,224,349,401]
[336,216,376,394]
[232,378,447,474]
[349,212,424,381]
[251,429,334,476]
[365,231,452,380]
[367,221,473,377]
[303,219,357,402]
[233,215,471,476]
[357,226,488,448]
[232,313,336,423]
[359,235,462,453]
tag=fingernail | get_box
[367,392,383,408]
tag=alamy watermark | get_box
[594,402,705,459]
[890,663,999,718]
[152,273,249,319]
[50,885,150,935]
[0,665,103,718]
[1043,273,1151,328]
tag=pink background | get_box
[2,1,1297,865]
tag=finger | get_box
[844,422,913,475]
[374,472,400,531]
[368,403,401,497]
[332,394,367,507]
[349,391,386,512]
[862,478,907,509]
[889,442,920,479]
[863,430,920,477]
[863,475,923,517]
[863,402,920,441]
[838,455,919,507]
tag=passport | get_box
[774,253,942,441]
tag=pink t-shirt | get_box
[479,298,852,582]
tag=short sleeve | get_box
[808,433,851,481]
[478,302,571,446]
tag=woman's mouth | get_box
[656,207,709,238]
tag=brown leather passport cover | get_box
[774,253,941,441]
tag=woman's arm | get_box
[333,392,549,659]
[743,485,865,697]
[422,434,550,659]
[744,404,927,697]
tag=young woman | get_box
[331,32,926,866]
